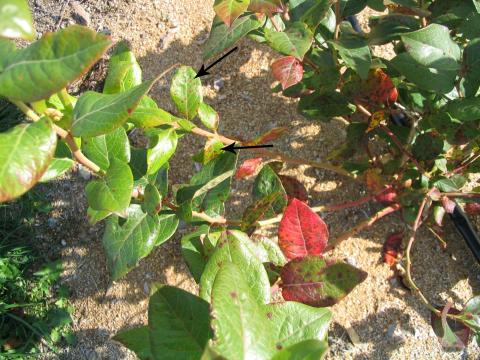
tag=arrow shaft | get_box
[234,144,274,150]
[205,47,238,71]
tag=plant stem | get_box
[162,199,237,225]
[403,191,441,315]
[12,100,102,174]
[334,1,342,40]
[181,123,357,179]
[258,191,383,227]
[447,152,480,177]
[379,124,428,176]
[325,203,401,251]
[268,13,282,32]
[443,192,480,199]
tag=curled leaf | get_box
[431,302,470,351]
[278,198,328,259]
[382,231,403,266]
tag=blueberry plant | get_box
[202,0,480,351]
[0,0,478,358]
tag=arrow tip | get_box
[221,142,236,154]
[194,64,209,79]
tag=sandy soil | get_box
[26,1,480,359]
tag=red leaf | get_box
[278,198,328,259]
[272,56,304,90]
[375,185,398,204]
[382,232,403,266]
[247,127,289,146]
[278,175,308,203]
[465,202,480,215]
[280,255,367,306]
[365,69,398,104]
[236,158,263,179]
[214,0,250,27]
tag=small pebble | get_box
[78,165,91,180]
[143,282,150,294]
[345,256,357,267]
[47,218,58,228]
[214,78,225,91]
[71,1,91,26]
[61,239,67,246]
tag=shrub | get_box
[0,0,479,357]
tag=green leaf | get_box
[204,14,263,60]
[200,230,270,304]
[265,22,313,59]
[39,158,74,182]
[102,204,162,280]
[266,302,331,349]
[412,133,444,161]
[148,285,212,360]
[0,39,17,72]
[177,152,237,218]
[241,192,282,231]
[0,0,35,41]
[87,207,111,225]
[340,0,368,16]
[0,117,57,202]
[444,97,480,122]
[146,127,178,174]
[130,147,148,180]
[434,175,467,192]
[391,24,461,94]
[210,262,275,359]
[72,80,155,137]
[170,66,203,121]
[214,0,251,27]
[198,102,219,130]
[127,95,176,128]
[252,165,288,215]
[82,127,130,172]
[368,14,420,46]
[298,91,356,121]
[156,209,179,246]
[462,38,480,98]
[0,25,111,102]
[113,326,152,360]
[288,0,334,32]
[85,159,133,213]
[103,41,142,94]
[271,339,328,360]
[142,184,162,215]
[330,23,371,79]
[181,225,211,283]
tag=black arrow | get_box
[195,47,239,78]
[221,142,274,154]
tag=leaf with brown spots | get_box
[280,255,367,306]
[278,199,328,259]
[271,56,304,90]
[214,0,250,27]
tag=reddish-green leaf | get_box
[214,0,250,27]
[271,56,304,90]
[0,117,57,202]
[278,199,328,259]
[248,0,285,14]
[236,157,263,178]
[278,175,308,203]
[431,303,470,351]
[280,255,367,306]
[0,25,111,102]
[241,192,281,231]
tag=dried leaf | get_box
[382,232,403,266]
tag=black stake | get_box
[195,47,239,78]
[221,142,274,154]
